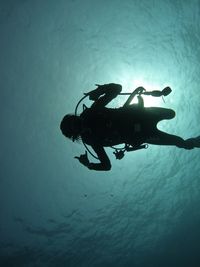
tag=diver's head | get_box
[60,114,82,142]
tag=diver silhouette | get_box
[60,83,200,171]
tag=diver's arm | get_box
[85,83,122,108]
[123,87,145,107]
[88,145,111,171]
[137,95,144,108]
[75,145,111,171]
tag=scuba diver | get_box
[60,83,200,171]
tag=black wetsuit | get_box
[79,83,192,171]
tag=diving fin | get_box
[192,136,200,148]
[186,136,200,148]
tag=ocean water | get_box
[1,0,200,266]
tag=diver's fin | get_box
[187,136,200,148]
[192,136,200,148]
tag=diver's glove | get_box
[84,90,98,101]
[134,87,146,95]
[74,151,90,167]
[84,83,117,101]
[84,84,105,101]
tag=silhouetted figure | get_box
[60,83,200,171]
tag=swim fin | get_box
[192,136,200,148]
[186,136,200,148]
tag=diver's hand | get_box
[84,90,100,101]
[74,151,90,167]
[134,87,146,95]
[84,84,105,101]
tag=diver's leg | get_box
[185,136,200,148]
[146,130,195,149]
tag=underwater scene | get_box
[1,0,200,266]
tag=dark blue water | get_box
[1,0,200,266]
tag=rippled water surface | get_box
[1,0,200,266]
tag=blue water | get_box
[1,0,200,266]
